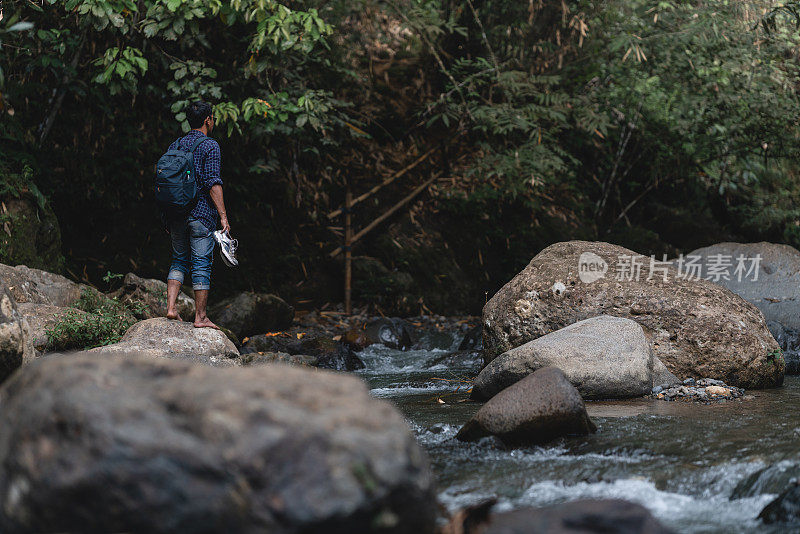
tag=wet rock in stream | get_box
[473,315,677,401]
[241,328,365,371]
[444,498,674,534]
[768,320,800,375]
[731,461,800,499]
[456,367,596,447]
[457,325,482,351]
[759,482,800,525]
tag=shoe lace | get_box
[223,231,238,254]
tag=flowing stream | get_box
[356,329,800,533]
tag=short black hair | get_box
[187,100,213,129]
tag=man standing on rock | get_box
[161,101,230,329]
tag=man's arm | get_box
[201,141,230,233]
[209,184,230,234]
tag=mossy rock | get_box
[218,325,240,347]
[0,171,63,273]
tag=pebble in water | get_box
[650,378,745,403]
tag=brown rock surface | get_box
[482,241,782,388]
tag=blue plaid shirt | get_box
[168,130,223,232]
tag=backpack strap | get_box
[175,133,208,152]
[189,135,208,153]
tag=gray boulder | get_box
[0,263,100,307]
[472,315,678,401]
[463,499,674,534]
[0,353,436,533]
[0,282,34,382]
[482,241,782,389]
[456,367,596,447]
[109,272,195,320]
[683,242,800,331]
[16,303,89,352]
[684,242,800,376]
[89,317,239,367]
[209,292,294,339]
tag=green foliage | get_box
[0,11,35,87]
[46,290,138,351]
[102,270,124,283]
[0,165,46,210]
[91,46,148,94]
[396,0,800,240]
[767,348,784,366]
[4,0,800,313]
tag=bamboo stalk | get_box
[344,185,353,315]
[327,147,437,220]
[330,174,440,258]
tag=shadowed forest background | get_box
[3,0,800,315]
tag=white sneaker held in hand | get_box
[214,230,239,267]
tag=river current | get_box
[356,330,800,533]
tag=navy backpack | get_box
[154,135,206,215]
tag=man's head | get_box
[187,100,214,132]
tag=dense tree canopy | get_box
[2,0,800,313]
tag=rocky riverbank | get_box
[651,378,748,403]
[2,239,800,531]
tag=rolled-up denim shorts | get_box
[167,216,214,291]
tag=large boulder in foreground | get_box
[89,317,238,367]
[459,499,673,534]
[457,367,596,447]
[0,263,100,307]
[209,292,294,339]
[483,241,782,389]
[472,315,677,401]
[0,282,34,382]
[109,272,195,320]
[0,353,436,533]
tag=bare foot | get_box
[193,317,220,330]
[166,310,182,321]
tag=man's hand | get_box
[220,214,231,234]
